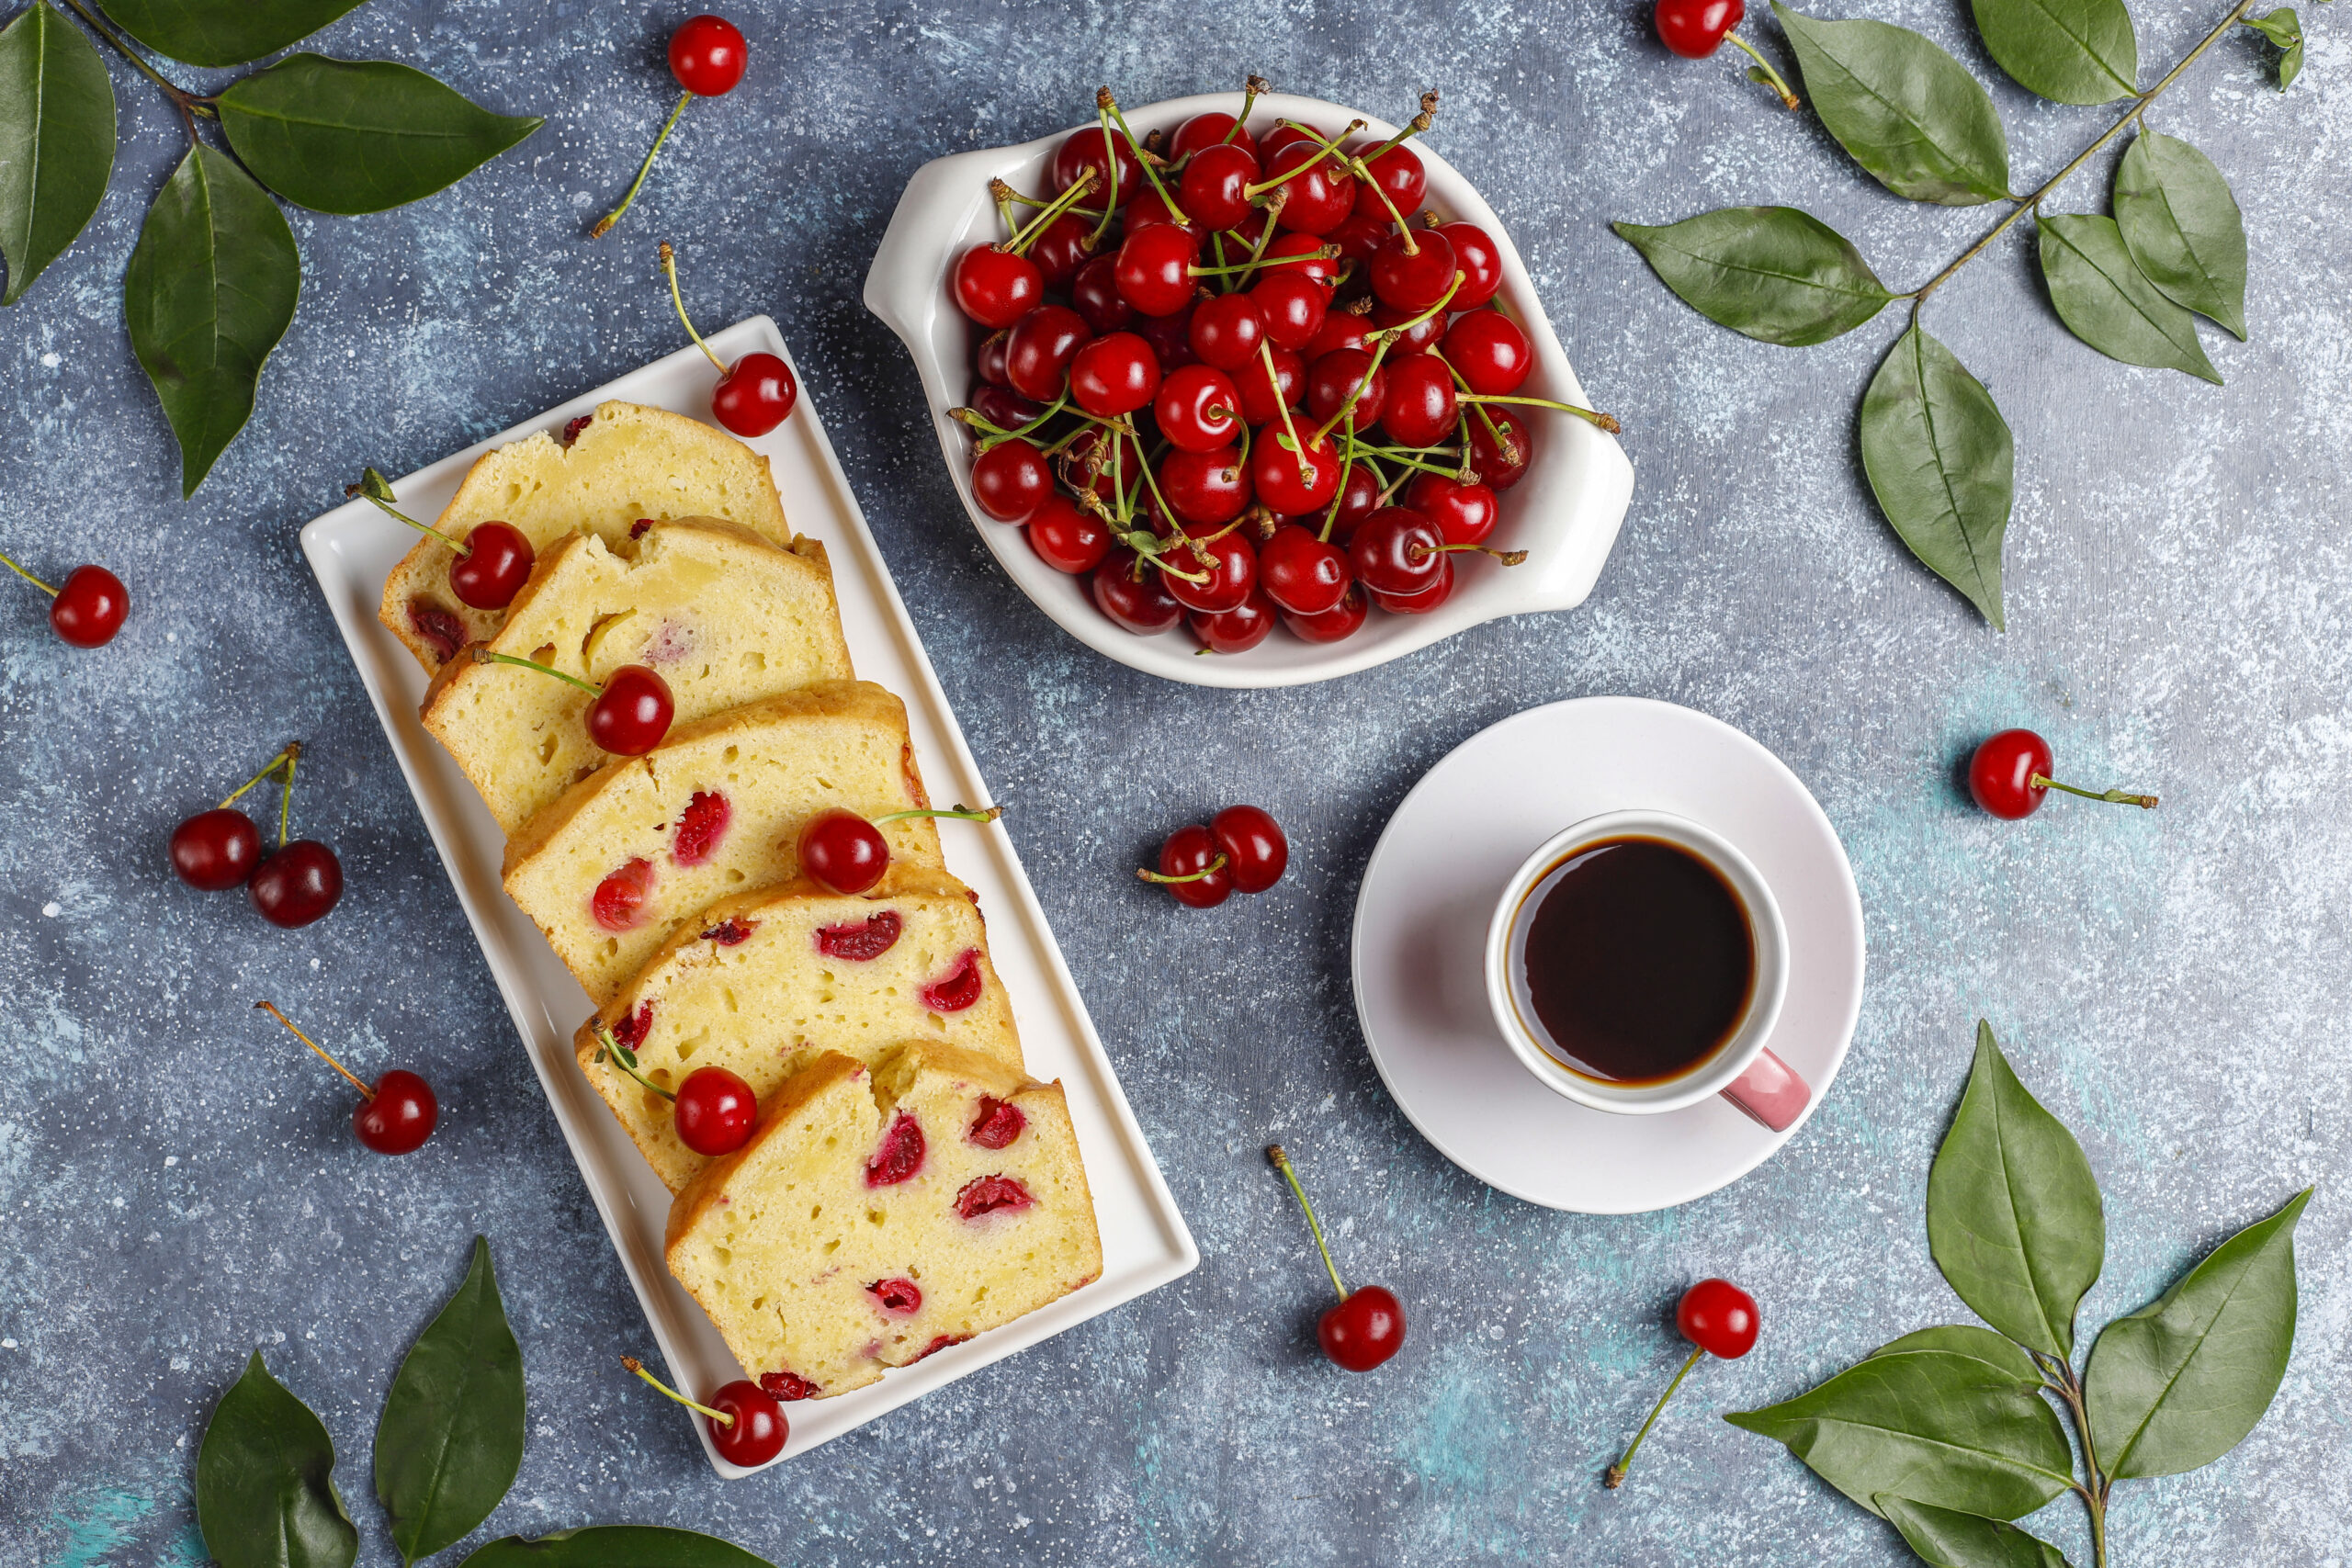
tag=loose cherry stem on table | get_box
[592,91,692,239]
[1603,1345,1705,1488]
[1267,1145,1351,1299]
[254,1001,375,1100]
[2034,773,2159,808]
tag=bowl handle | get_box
[863,148,1000,344]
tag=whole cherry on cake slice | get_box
[797,803,1004,896]
[591,13,750,237]
[1969,729,2158,819]
[254,1001,436,1154]
[1603,1278,1758,1488]
[622,1353,786,1465]
[1268,1144,1404,1371]
[2,548,127,647]
[350,468,534,611]
[594,1023,758,1156]
[469,647,674,755]
[662,241,797,436]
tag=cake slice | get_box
[502,682,943,1003]
[379,400,792,673]
[664,1040,1102,1402]
[576,864,1022,1192]
[420,519,854,835]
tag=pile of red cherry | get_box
[949,81,1615,655]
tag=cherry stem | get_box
[594,1024,678,1102]
[219,742,300,812]
[0,549,59,597]
[1604,1344,1705,1488]
[1366,270,1464,347]
[1136,851,1228,886]
[620,1355,732,1424]
[1724,33,1803,110]
[1242,118,1366,200]
[1221,75,1270,144]
[592,90,692,239]
[656,239,731,376]
[1354,91,1440,164]
[276,742,300,847]
[1317,447,1357,543]
[2031,773,2159,809]
[1226,190,1286,289]
[1097,88,1190,225]
[350,468,471,554]
[254,1001,374,1101]
[1260,340,1317,483]
[1190,244,1337,277]
[1266,1145,1350,1301]
[1411,540,1528,567]
[472,647,604,697]
[870,803,1004,827]
[1006,166,1101,255]
[55,0,212,141]
[1460,391,1622,434]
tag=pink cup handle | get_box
[1722,1048,1810,1133]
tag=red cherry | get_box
[920,948,986,1012]
[1405,473,1499,547]
[1068,333,1163,417]
[1233,345,1304,425]
[971,440,1051,522]
[447,521,536,610]
[1025,212,1095,290]
[1132,304,1198,373]
[47,564,129,647]
[1052,126,1142,208]
[1159,445,1251,526]
[588,665,674,755]
[974,330,1011,387]
[171,808,262,891]
[1210,805,1287,893]
[672,789,730,865]
[1264,139,1357,235]
[865,1111,926,1186]
[1024,495,1112,574]
[1325,462,1385,546]
[1069,254,1136,334]
[1148,823,1232,908]
[1281,581,1369,643]
[1258,121,1328,162]
[798,808,889,895]
[1005,304,1092,401]
[1442,310,1533,396]
[1351,507,1449,597]
[1159,530,1256,615]
[1320,1285,1407,1371]
[1155,365,1242,452]
[1305,348,1386,434]
[1257,523,1351,615]
[1368,556,1455,614]
[1250,270,1329,353]
[1170,111,1259,164]
[970,383,1042,434]
[250,842,343,929]
[1091,549,1183,635]
[355,1069,438,1155]
[1114,225,1200,318]
[1378,355,1458,448]
[1436,221,1505,310]
[1369,299,1446,356]
[1968,728,2055,818]
[1306,307,1373,363]
[668,14,747,94]
[593,857,656,931]
[815,909,901,961]
[706,1381,787,1466]
[1326,209,1393,288]
[1189,292,1266,370]
[674,1065,757,1156]
[710,351,796,436]
[1351,139,1427,214]
[1678,1277,1759,1359]
[1250,429,1343,516]
[1123,182,1198,242]
[867,1277,924,1314]
[1468,411,1534,490]
[1368,228,1457,314]
[952,244,1043,330]
[1179,142,1260,231]
[1657,0,1744,56]
[1190,590,1277,654]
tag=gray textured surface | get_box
[3,2,2346,1563]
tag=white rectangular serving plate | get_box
[299,318,1198,1477]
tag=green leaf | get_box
[1970,0,2137,104]
[378,1237,526,1566]
[197,1352,360,1568]
[2113,132,2247,340]
[1611,208,1894,347]
[97,0,366,68]
[2085,1187,2312,1479]
[459,1528,779,1567]
[1927,1021,2105,1359]
[1869,1325,2044,1384]
[1771,5,2012,205]
[1859,325,2015,629]
[1878,1495,2075,1567]
[2038,213,2222,385]
[124,143,300,498]
[1724,1344,2075,1520]
[2244,9,2305,88]
[0,0,116,305]
[218,55,542,216]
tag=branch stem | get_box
[56,0,210,137]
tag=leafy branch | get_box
[1727,1022,2312,1567]
[0,0,541,495]
[1615,0,2324,628]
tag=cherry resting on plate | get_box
[1968,729,2158,819]
[1268,1144,1404,1371]
[663,242,796,435]
[1603,1278,1758,1488]
[623,1355,787,1466]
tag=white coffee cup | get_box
[1484,809,1810,1130]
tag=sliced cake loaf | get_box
[379,401,792,673]
[576,863,1022,1192]
[420,519,854,835]
[664,1040,1102,1402]
[502,681,943,1003]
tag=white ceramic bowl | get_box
[863,92,1636,689]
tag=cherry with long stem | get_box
[351,468,470,555]
[1268,1144,1405,1371]
[594,1023,676,1102]
[593,93,692,238]
[255,1000,435,1155]
[622,1356,732,1423]
[1097,88,1190,225]
[2033,775,2158,808]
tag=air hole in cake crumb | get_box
[741,651,766,672]
[537,734,560,765]
[676,1041,697,1060]
[531,644,558,666]
[866,1211,885,1226]
[712,1247,732,1267]
[809,1207,821,1220]
[726,870,745,884]
[823,1239,840,1255]
[723,746,740,763]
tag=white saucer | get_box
[1351,697,1864,1213]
